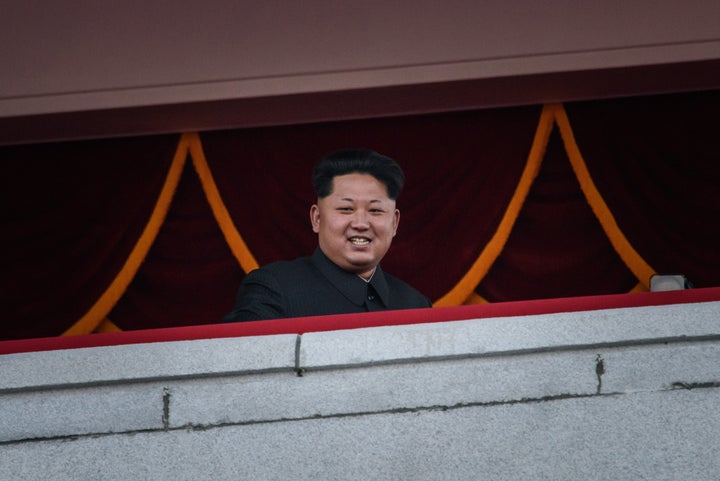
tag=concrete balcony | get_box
[1,288,719,480]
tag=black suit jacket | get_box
[223,248,431,322]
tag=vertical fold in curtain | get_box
[108,135,242,331]
[434,104,554,305]
[475,117,639,302]
[0,135,179,340]
[564,91,720,287]
[63,135,189,335]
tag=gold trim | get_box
[463,292,489,305]
[188,133,259,274]
[93,318,122,333]
[434,105,554,306]
[552,104,656,289]
[62,135,188,335]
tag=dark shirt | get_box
[223,248,431,322]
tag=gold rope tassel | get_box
[187,133,259,274]
[552,104,655,290]
[434,105,555,307]
[62,134,190,336]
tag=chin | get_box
[345,256,376,270]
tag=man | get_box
[223,148,431,322]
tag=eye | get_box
[337,207,353,213]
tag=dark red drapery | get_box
[1,91,719,340]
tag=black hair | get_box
[312,149,405,200]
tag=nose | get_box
[351,210,370,229]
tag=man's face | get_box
[310,173,400,279]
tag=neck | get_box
[358,266,377,282]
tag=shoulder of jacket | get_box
[249,256,315,281]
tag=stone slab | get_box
[0,334,298,391]
[0,383,164,443]
[168,351,599,428]
[2,388,718,481]
[299,301,720,369]
[600,341,720,393]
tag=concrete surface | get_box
[1,300,719,480]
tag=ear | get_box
[392,208,400,237]
[310,204,321,233]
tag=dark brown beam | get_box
[1,59,719,146]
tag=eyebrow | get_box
[339,197,384,202]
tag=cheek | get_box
[322,216,346,234]
[377,220,397,237]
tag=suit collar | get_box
[311,248,389,307]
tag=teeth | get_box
[350,237,370,245]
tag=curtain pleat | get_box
[0,135,178,339]
[565,92,720,286]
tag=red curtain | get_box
[476,126,639,302]
[1,91,719,340]
[565,92,720,287]
[1,136,178,339]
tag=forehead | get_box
[329,173,390,199]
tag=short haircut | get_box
[312,149,405,200]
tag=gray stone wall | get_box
[2,301,719,480]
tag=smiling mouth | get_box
[349,237,371,246]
